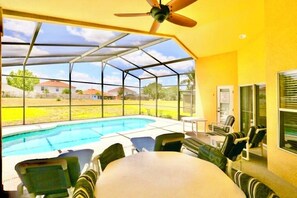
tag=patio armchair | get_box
[186,132,248,176]
[207,115,235,136]
[243,126,267,160]
[15,156,80,198]
[130,132,185,153]
[232,170,279,198]
[92,143,125,173]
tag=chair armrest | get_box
[211,123,233,133]
[234,137,249,144]
[91,154,101,175]
[161,137,184,146]
[17,183,25,198]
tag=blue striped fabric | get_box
[73,169,98,198]
[233,170,279,198]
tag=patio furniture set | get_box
[14,115,275,198]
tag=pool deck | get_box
[3,115,205,191]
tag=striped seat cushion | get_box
[73,169,98,198]
[233,170,279,198]
[182,137,205,154]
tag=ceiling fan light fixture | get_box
[239,34,247,40]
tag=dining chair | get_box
[206,115,235,136]
[233,170,279,198]
[58,149,94,172]
[15,156,80,198]
[73,169,98,198]
[130,132,185,153]
[92,143,125,173]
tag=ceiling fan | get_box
[114,0,197,33]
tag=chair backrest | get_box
[73,169,98,198]
[58,149,94,172]
[250,128,266,148]
[223,115,235,132]
[15,156,80,197]
[99,143,125,171]
[220,132,247,161]
[154,133,185,152]
[198,144,227,171]
[233,170,279,198]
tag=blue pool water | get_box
[3,118,155,156]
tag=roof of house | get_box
[38,80,75,88]
[83,89,102,95]
[107,87,136,94]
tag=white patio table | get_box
[95,152,245,198]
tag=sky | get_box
[2,18,194,91]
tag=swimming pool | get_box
[3,117,155,156]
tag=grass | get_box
[2,98,194,126]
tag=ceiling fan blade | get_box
[167,13,197,27]
[114,12,151,17]
[146,0,161,9]
[166,0,197,12]
[149,20,161,33]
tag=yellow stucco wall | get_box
[196,0,297,187]
[237,33,266,85]
[196,51,238,131]
[265,0,297,187]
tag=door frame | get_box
[216,85,234,123]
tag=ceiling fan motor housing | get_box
[151,4,170,23]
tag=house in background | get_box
[1,83,23,97]
[34,80,76,94]
[107,87,137,99]
[83,89,102,100]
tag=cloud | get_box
[146,50,176,62]
[4,18,37,37]
[66,26,117,43]
[2,36,49,57]
[103,75,121,84]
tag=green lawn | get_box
[2,98,194,126]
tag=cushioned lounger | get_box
[130,136,155,152]
[182,138,205,155]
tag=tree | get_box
[143,82,162,100]
[62,88,70,94]
[162,86,178,100]
[76,89,83,94]
[7,69,39,91]
[118,87,124,98]
[43,88,49,97]
[181,68,195,90]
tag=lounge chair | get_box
[206,115,235,136]
[58,149,94,172]
[15,156,80,198]
[232,170,279,198]
[130,132,185,153]
[92,143,125,173]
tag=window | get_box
[279,70,297,154]
[56,88,59,92]
[41,86,44,91]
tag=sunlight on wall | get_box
[265,0,297,187]
[196,51,238,131]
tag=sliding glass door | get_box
[240,84,266,133]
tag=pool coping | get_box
[2,115,162,137]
